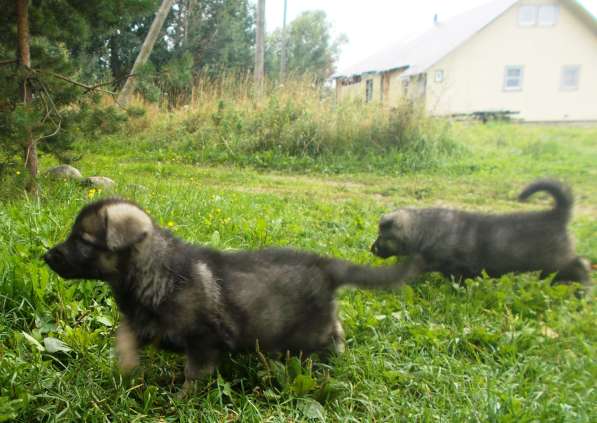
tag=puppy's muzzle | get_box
[43,246,75,278]
[44,248,64,267]
[371,239,392,259]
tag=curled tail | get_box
[327,255,425,290]
[518,179,573,221]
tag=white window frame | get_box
[434,69,444,83]
[503,65,524,91]
[538,5,559,26]
[560,65,580,91]
[518,5,537,26]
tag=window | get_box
[503,66,523,91]
[434,69,444,83]
[519,4,559,27]
[365,79,373,102]
[560,66,580,90]
[538,5,559,26]
[518,5,537,26]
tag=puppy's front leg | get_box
[179,346,220,397]
[116,318,140,373]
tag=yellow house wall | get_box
[336,74,383,103]
[385,69,408,106]
[425,0,597,121]
[337,69,409,107]
[336,79,364,102]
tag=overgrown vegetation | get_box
[60,77,461,176]
[0,112,595,420]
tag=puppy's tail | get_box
[327,255,425,290]
[518,179,573,221]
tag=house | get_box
[334,0,597,122]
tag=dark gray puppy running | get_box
[44,198,423,392]
[371,179,592,289]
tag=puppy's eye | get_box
[71,235,105,259]
[76,233,108,250]
[75,236,91,247]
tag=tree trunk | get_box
[254,0,265,92]
[117,0,176,107]
[16,0,37,192]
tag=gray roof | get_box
[336,0,596,78]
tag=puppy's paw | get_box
[176,379,199,400]
[118,351,140,374]
[116,320,140,374]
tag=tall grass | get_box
[88,74,463,173]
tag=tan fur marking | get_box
[332,319,346,353]
[98,252,118,274]
[116,319,139,373]
[103,203,153,250]
[195,262,220,304]
[80,214,101,235]
[81,232,98,244]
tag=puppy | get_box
[371,179,592,289]
[44,198,423,392]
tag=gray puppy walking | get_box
[44,198,424,392]
[371,179,592,289]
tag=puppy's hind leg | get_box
[330,318,346,354]
[316,317,346,363]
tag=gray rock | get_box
[84,176,116,188]
[47,165,82,179]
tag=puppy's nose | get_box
[43,250,54,263]
[43,249,61,264]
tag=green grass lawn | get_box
[1,122,596,421]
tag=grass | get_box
[0,120,596,422]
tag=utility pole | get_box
[255,0,265,92]
[117,0,176,107]
[279,0,288,80]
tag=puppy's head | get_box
[371,209,414,258]
[44,198,154,281]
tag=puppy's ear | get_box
[104,203,153,251]
[379,218,393,232]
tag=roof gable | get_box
[336,0,596,78]
[565,0,597,35]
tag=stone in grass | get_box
[84,176,116,189]
[47,164,82,180]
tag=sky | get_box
[264,0,597,73]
